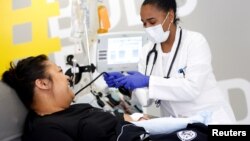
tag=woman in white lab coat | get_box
[104,0,236,124]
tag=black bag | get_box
[116,121,150,141]
[149,122,208,141]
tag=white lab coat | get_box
[136,27,236,124]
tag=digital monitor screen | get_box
[96,31,148,72]
[107,36,142,65]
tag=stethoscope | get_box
[145,28,182,107]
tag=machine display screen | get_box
[96,31,147,72]
[107,36,142,65]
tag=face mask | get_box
[145,13,171,43]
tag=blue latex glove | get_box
[114,71,149,91]
[103,72,124,87]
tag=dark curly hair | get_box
[2,54,49,110]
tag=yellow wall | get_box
[0,0,61,78]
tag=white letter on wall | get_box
[177,0,197,17]
[108,0,121,30]
[124,0,141,26]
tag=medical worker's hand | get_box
[103,72,124,87]
[114,71,149,91]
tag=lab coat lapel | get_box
[162,27,181,77]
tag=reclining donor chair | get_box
[0,81,27,141]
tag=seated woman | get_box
[2,54,208,141]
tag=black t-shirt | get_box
[23,103,121,141]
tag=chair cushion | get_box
[0,81,27,141]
